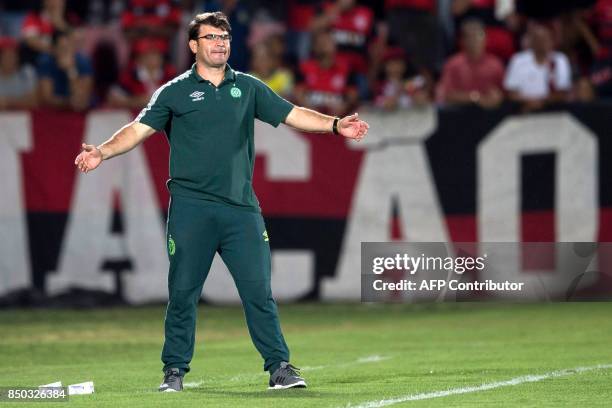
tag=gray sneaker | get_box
[158,368,183,392]
[268,362,307,389]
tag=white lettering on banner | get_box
[201,251,314,303]
[253,120,310,180]
[478,113,599,298]
[270,251,314,301]
[48,111,168,303]
[323,108,450,300]
[2,109,604,302]
[0,113,32,296]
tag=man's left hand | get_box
[338,113,369,141]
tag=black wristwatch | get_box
[332,117,340,135]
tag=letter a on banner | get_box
[0,113,32,296]
[323,108,450,300]
[48,111,168,303]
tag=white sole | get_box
[159,388,179,392]
[268,380,307,390]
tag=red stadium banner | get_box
[1,104,611,305]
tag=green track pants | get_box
[161,195,290,375]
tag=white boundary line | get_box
[346,364,612,408]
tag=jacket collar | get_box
[191,63,236,85]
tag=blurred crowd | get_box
[1,0,611,114]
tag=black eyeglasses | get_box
[197,34,232,42]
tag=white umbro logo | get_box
[189,91,205,101]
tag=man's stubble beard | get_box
[199,57,228,69]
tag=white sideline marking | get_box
[301,355,391,372]
[345,364,612,408]
[357,355,389,364]
[183,380,205,388]
[227,373,266,382]
[183,354,390,388]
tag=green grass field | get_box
[1,303,611,407]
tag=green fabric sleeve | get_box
[135,86,172,131]
[253,77,294,127]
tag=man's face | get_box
[54,33,75,57]
[190,24,231,68]
[313,32,336,61]
[385,58,406,79]
[462,25,485,57]
[139,50,163,71]
[251,43,273,74]
[530,25,553,55]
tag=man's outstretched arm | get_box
[284,106,369,141]
[74,121,157,173]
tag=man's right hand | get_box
[75,143,103,173]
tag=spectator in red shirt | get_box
[107,38,176,109]
[294,29,359,117]
[121,0,181,48]
[374,47,432,110]
[20,0,80,63]
[587,0,612,99]
[590,0,612,59]
[437,19,505,108]
[287,0,321,61]
[452,0,518,62]
[311,0,375,75]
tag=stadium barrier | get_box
[1,103,611,305]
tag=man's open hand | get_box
[338,113,369,141]
[74,143,103,173]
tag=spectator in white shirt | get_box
[504,22,571,112]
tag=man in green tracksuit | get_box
[74,11,369,392]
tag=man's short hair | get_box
[188,12,231,41]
